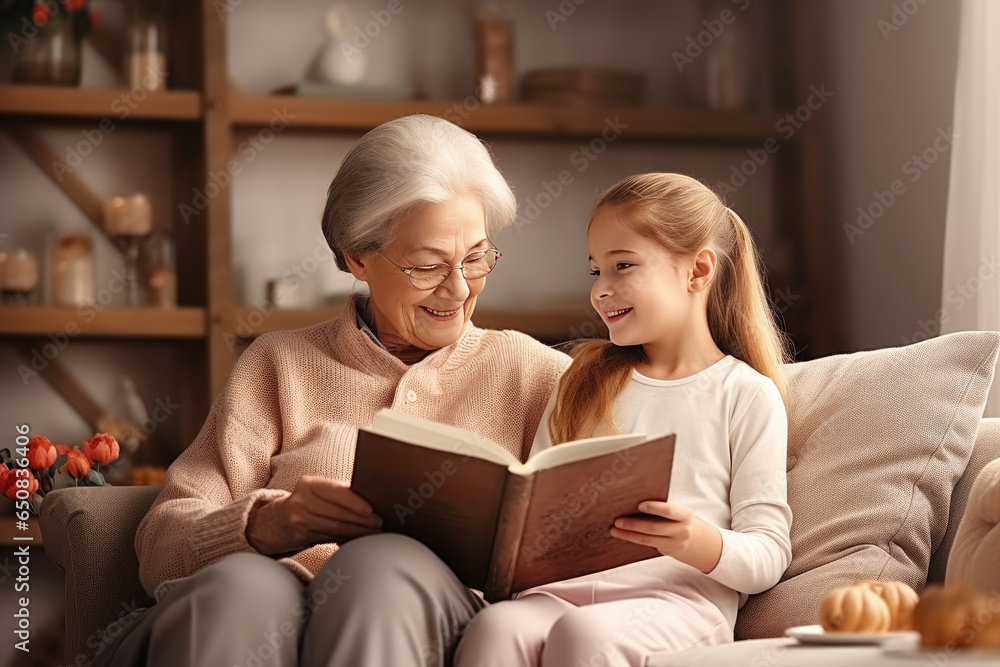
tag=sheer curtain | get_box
[941,0,1000,416]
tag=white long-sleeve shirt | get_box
[515,354,793,631]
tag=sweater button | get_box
[406,389,417,403]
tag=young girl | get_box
[453,173,793,667]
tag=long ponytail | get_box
[548,173,792,445]
[708,207,791,399]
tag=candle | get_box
[104,193,153,236]
[129,51,167,92]
[50,235,95,307]
[1,249,40,292]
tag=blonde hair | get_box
[549,172,792,444]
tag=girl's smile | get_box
[605,307,634,323]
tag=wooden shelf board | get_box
[472,307,597,340]
[231,306,341,337]
[231,305,596,340]
[0,516,43,546]
[0,85,202,121]
[230,94,783,141]
[0,306,207,338]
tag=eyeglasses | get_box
[377,247,502,290]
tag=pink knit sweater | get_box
[134,294,572,599]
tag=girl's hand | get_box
[246,476,383,555]
[610,501,723,574]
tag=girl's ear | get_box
[344,253,370,282]
[688,248,717,293]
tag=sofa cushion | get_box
[945,456,1000,591]
[734,331,1000,639]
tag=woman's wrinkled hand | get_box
[246,475,383,555]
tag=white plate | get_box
[784,624,921,646]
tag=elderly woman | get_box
[91,114,570,667]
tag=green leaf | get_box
[81,468,105,486]
[50,454,68,472]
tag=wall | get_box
[822,0,962,350]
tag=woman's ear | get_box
[688,247,717,293]
[344,253,370,282]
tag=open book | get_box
[350,409,676,601]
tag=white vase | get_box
[307,6,367,85]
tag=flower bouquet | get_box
[0,432,119,515]
[0,0,97,42]
[1,0,98,85]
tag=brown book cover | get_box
[350,410,676,601]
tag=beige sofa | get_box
[40,332,1000,666]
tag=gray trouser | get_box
[89,533,487,667]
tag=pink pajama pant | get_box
[453,583,732,667]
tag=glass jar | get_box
[50,234,95,307]
[126,7,168,92]
[96,374,152,484]
[684,0,758,111]
[144,234,177,308]
[12,15,82,86]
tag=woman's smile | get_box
[420,305,462,321]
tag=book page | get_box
[510,434,677,594]
[371,409,520,467]
[522,432,649,472]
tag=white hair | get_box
[321,114,517,272]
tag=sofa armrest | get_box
[946,456,1000,591]
[40,484,162,667]
[928,418,1000,583]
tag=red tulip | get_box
[32,4,50,26]
[60,447,93,479]
[55,443,70,456]
[83,432,119,466]
[27,435,57,471]
[2,468,39,501]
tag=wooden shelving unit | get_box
[0,84,202,121]
[230,93,784,141]
[1,0,838,461]
[0,306,207,338]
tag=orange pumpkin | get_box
[971,618,1000,650]
[819,584,892,633]
[856,580,920,631]
[912,584,998,649]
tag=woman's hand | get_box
[610,501,723,574]
[246,476,383,555]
